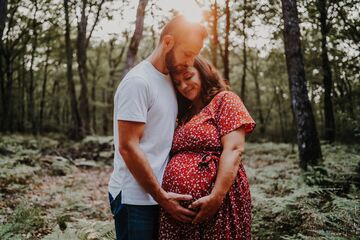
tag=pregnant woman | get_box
[159,56,256,240]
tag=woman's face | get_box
[173,67,202,102]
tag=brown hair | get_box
[173,56,230,123]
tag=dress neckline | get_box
[178,92,225,127]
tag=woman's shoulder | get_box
[212,90,240,104]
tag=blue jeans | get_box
[109,192,159,240]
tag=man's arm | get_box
[118,120,196,222]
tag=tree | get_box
[64,0,83,139]
[281,0,322,169]
[249,50,265,134]
[209,0,219,68]
[123,0,149,75]
[28,0,39,134]
[222,0,230,83]
[76,0,105,135]
[0,0,31,132]
[0,0,7,39]
[0,0,8,130]
[39,43,51,133]
[316,0,335,142]
[240,0,248,102]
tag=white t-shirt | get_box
[108,60,178,205]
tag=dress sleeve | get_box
[215,91,256,137]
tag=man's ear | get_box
[162,35,175,52]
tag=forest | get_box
[0,0,359,239]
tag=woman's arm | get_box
[189,128,246,224]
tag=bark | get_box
[89,48,101,133]
[49,72,60,126]
[77,0,105,135]
[0,0,6,39]
[274,86,286,141]
[18,53,25,131]
[28,0,38,134]
[123,0,149,75]
[64,0,83,140]
[77,0,91,135]
[210,1,219,68]
[0,0,7,130]
[240,0,247,103]
[281,0,322,169]
[251,54,265,134]
[3,53,13,131]
[223,0,230,83]
[101,88,108,134]
[39,45,50,132]
[317,0,335,143]
[0,0,8,39]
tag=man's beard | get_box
[165,48,187,75]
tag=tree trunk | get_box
[102,87,108,135]
[28,0,38,134]
[281,0,322,170]
[123,0,149,75]
[64,0,83,140]
[4,54,13,132]
[77,0,91,135]
[252,54,265,134]
[210,0,219,68]
[274,86,285,141]
[240,0,248,102]
[223,0,230,83]
[49,73,60,126]
[0,0,7,39]
[18,53,25,131]
[89,48,102,134]
[317,0,335,143]
[76,0,105,135]
[0,0,7,130]
[39,45,50,132]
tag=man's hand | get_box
[188,194,223,224]
[159,192,197,223]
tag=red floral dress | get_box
[159,91,256,240]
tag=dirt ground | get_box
[1,135,359,239]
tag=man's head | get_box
[160,15,208,74]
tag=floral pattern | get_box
[159,91,256,240]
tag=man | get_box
[108,15,207,240]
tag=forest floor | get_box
[0,134,359,240]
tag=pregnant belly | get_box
[162,152,218,199]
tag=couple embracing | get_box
[108,16,256,240]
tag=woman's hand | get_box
[189,128,246,224]
[188,193,224,224]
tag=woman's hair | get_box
[172,56,230,122]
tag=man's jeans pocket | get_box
[109,192,124,217]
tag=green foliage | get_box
[43,220,115,240]
[248,142,360,239]
[0,203,47,240]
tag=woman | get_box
[159,56,256,239]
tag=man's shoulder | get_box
[121,62,151,86]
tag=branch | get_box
[86,0,105,48]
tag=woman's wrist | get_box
[210,190,226,204]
